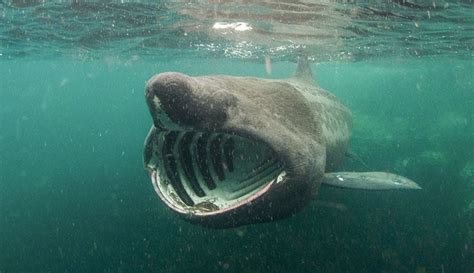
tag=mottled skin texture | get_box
[144,65,353,227]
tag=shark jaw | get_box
[144,127,287,217]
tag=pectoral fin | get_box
[321,172,421,190]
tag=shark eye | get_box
[144,129,285,214]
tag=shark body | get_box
[143,59,420,228]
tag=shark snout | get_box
[145,72,237,130]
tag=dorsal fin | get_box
[293,56,316,85]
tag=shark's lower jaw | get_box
[144,127,287,217]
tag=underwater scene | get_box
[0,1,473,273]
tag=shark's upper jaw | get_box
[143,72,312,227]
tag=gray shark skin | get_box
[143,59,421,228]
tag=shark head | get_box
[143,71,327,228]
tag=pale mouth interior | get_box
[145,130,285,215]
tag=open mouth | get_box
[144,128,286,216]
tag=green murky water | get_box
[1,1,473,273]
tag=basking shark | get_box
[143,59,420,228]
